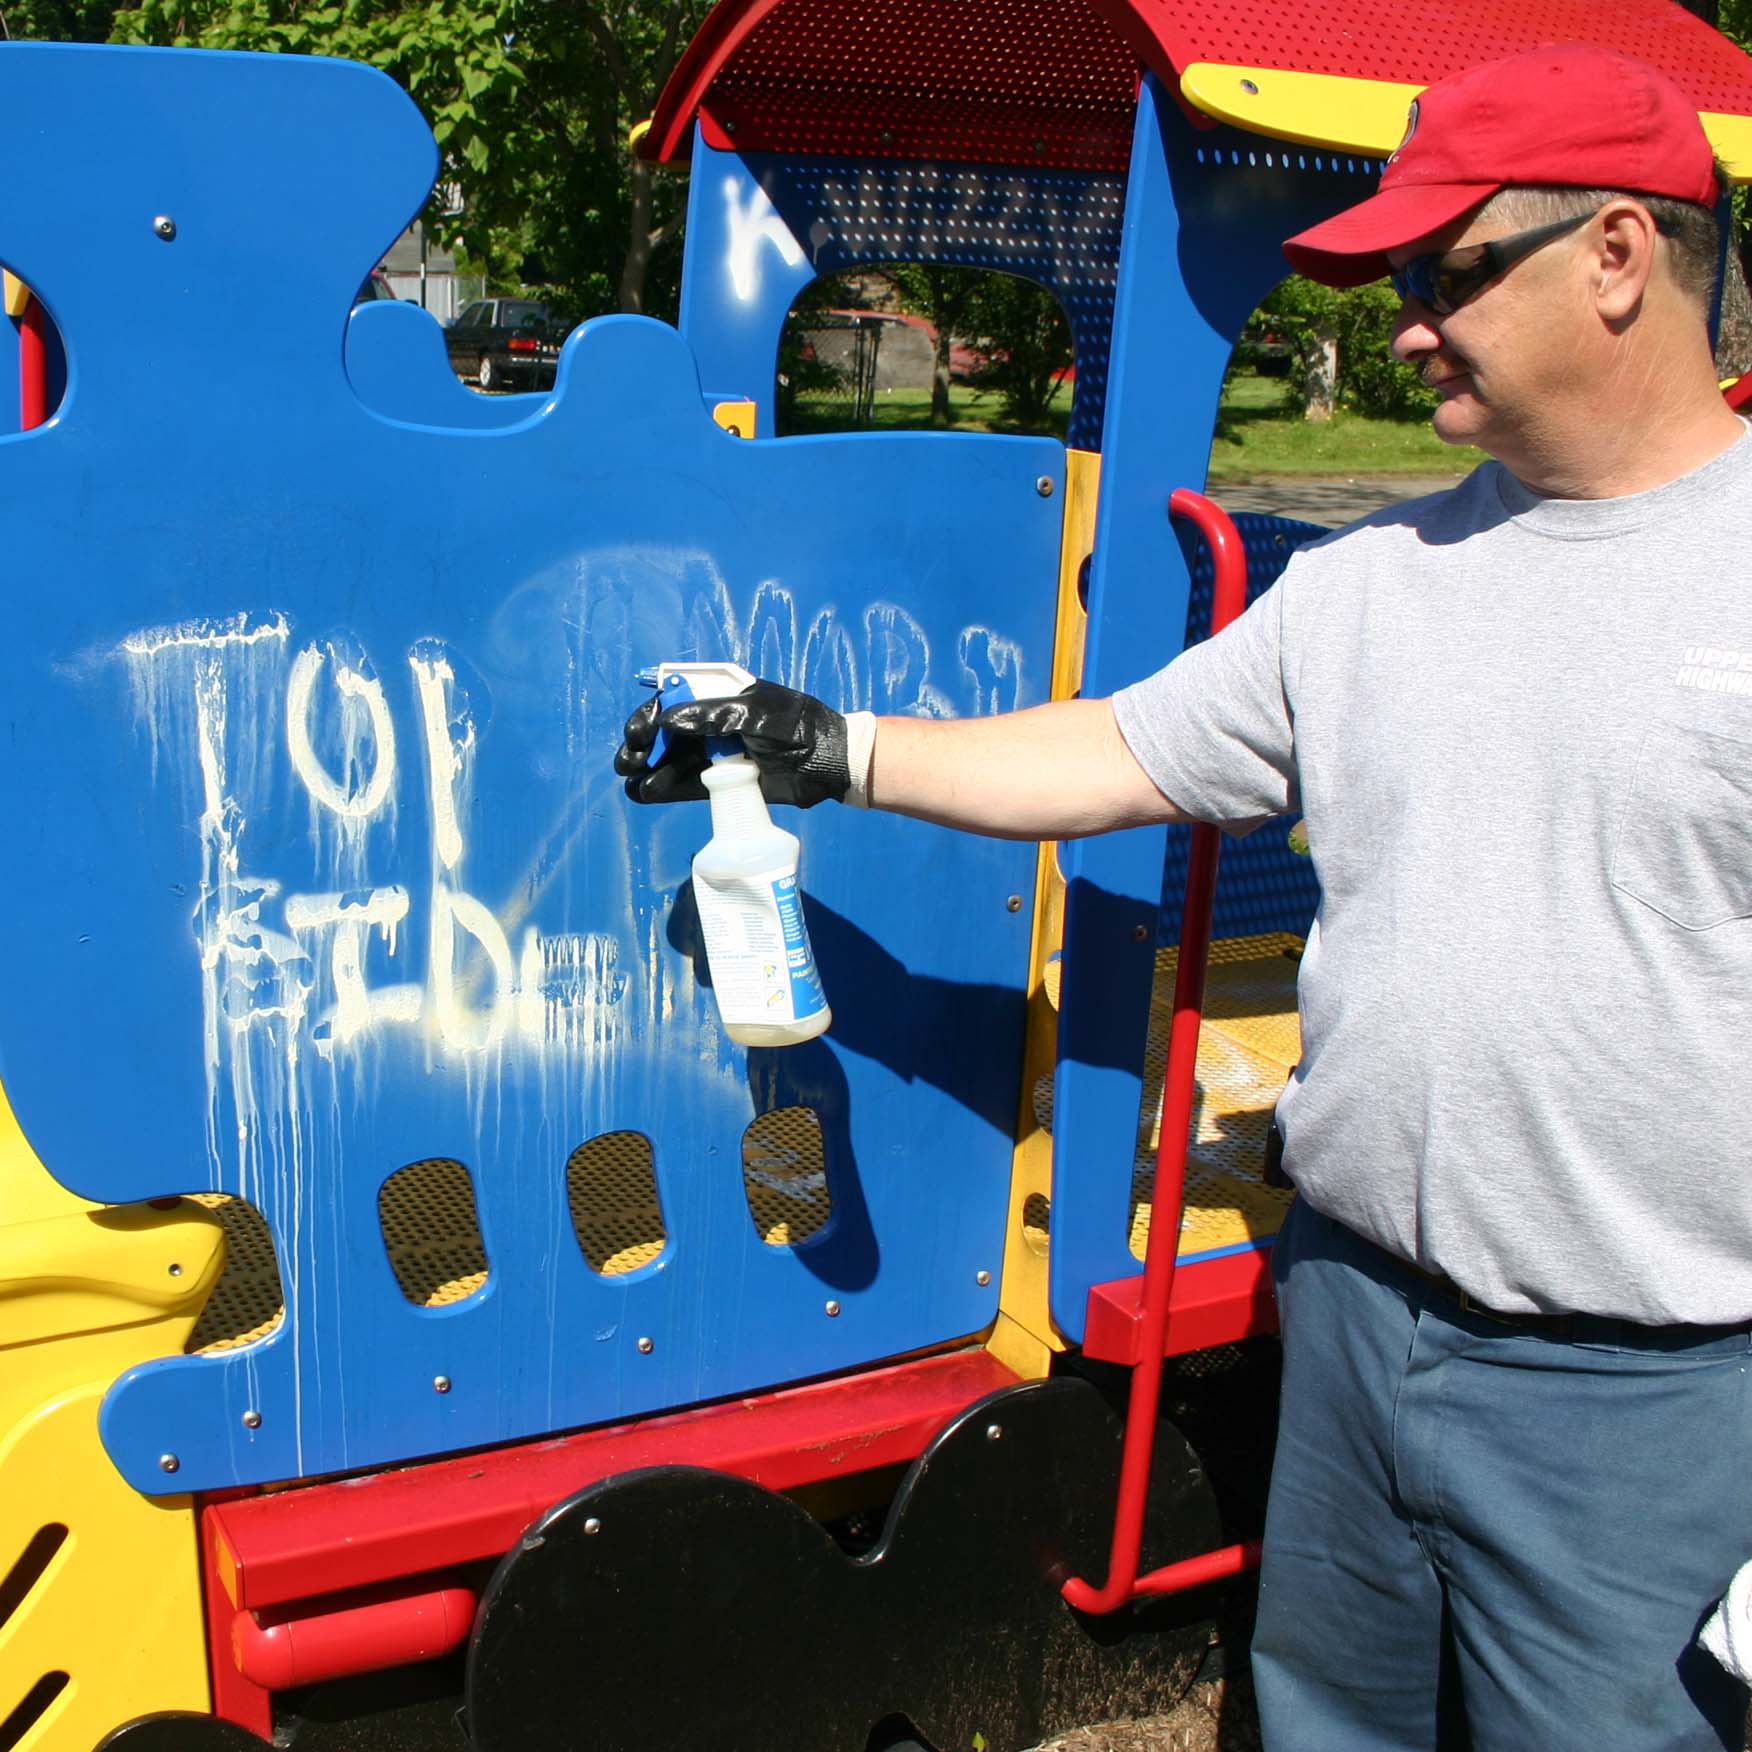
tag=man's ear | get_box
[1594,199,1659,321]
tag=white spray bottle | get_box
[639,661,832,1047]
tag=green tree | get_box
[961,272,1072,431]
[1249,277,1437,422]
[0,0,119,39]
[105,0,705,320]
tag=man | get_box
[619,43,1752,1750]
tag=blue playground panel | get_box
[0,42,1061,1495]
[678,140,1126,448]
[1045,77,1376,1345]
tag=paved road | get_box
[1207,473,1463,528]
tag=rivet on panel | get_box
[168,1262,183,1277]
[583,1517,603,1535]
[1035,475,1055,497]
[637,1336,654,1353]
[160,1453,180,1473]
[985,1424,1003,1443]
[153,214,177,240]
[242,1410,262,1430]
[1132,924,1149,942]
[1240,78,1260,94]
[1006,894,1023,913]
[434,1375,452,1393]
[976,1269,991,1287]
[824,1300,841,1317]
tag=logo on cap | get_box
[1388,98,1419,164]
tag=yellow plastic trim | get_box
[2,270,30,318]
[989,447,1101,1370]
[0,1069,222,1744]
[628,117,653,152]
[712,398,756,438]
[0,1387,210,1748]
[1179,62,1752,182]
[0,1202,225,1351]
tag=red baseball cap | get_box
[1283,42,1720,287]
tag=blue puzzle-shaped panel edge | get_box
[0,42,1064,1495]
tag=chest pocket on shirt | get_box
[1611,721,1752,929]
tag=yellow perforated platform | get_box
[1032,933,1300,1264]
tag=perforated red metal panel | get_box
[645,0,1752,166]
[696,0,1141,170]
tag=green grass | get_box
[781,373,1484,479]
[1207,373,1483,479]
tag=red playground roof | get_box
[644,0,1752,168]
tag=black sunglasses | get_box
[1389,211,1596,315]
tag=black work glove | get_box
[615,680,851,808]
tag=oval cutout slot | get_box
[566,1132,667,1275]
[378,1159,490,1307]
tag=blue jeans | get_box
[1252,1198,1752,1751]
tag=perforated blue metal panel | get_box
[0,42,1061,1495]
[1047,77,1380,1344]
[1158,511,1329,947]
[679,139,1125,447]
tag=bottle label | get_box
[693,865,828,1027]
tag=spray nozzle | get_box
[640,660,757,765]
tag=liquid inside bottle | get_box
[691,757,832,1047]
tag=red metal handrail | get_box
[1061,486,1261,1616]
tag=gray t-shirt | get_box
[1113,429,1752,1324]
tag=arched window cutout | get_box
[776,265,1073,439]
[566,1132,667,1275]
[377,1158,490,1308]
[186,1193,286,1353]
[0,1526,67,1634]
[742,1107,831,1247]
[5,271,66,430]
[1021,1193,1051,1260]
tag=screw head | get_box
[433,1375,452,1394]
[1131,924,1150,943]
[159,1453,180,1473]
[1035,475,1055,497]
[1005,894,1023,913]
[242,1410,262,1430]
[824,1300,841,1317]
[985,1424,1003,1442]
[583,1516,602,1536]
[168,1262,183,1277]
[976,1269,991,1287]
[1240,77,1260,94]
[153,214,177,240]
[637,1336,654,1354]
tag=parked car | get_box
[444,297,569,392]
[353,268,397,305]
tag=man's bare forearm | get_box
[865,697,1191,838]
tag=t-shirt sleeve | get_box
[1110,580,1297,835]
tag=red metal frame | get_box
[209,1347,1015,1613]
[199,1347,1017,1725]
[1061,487,1263,1615]
[18,294,47,431]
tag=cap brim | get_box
[1283,182,1500,287]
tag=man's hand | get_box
[615,680,853,808]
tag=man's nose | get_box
[1390,299,1441,362]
